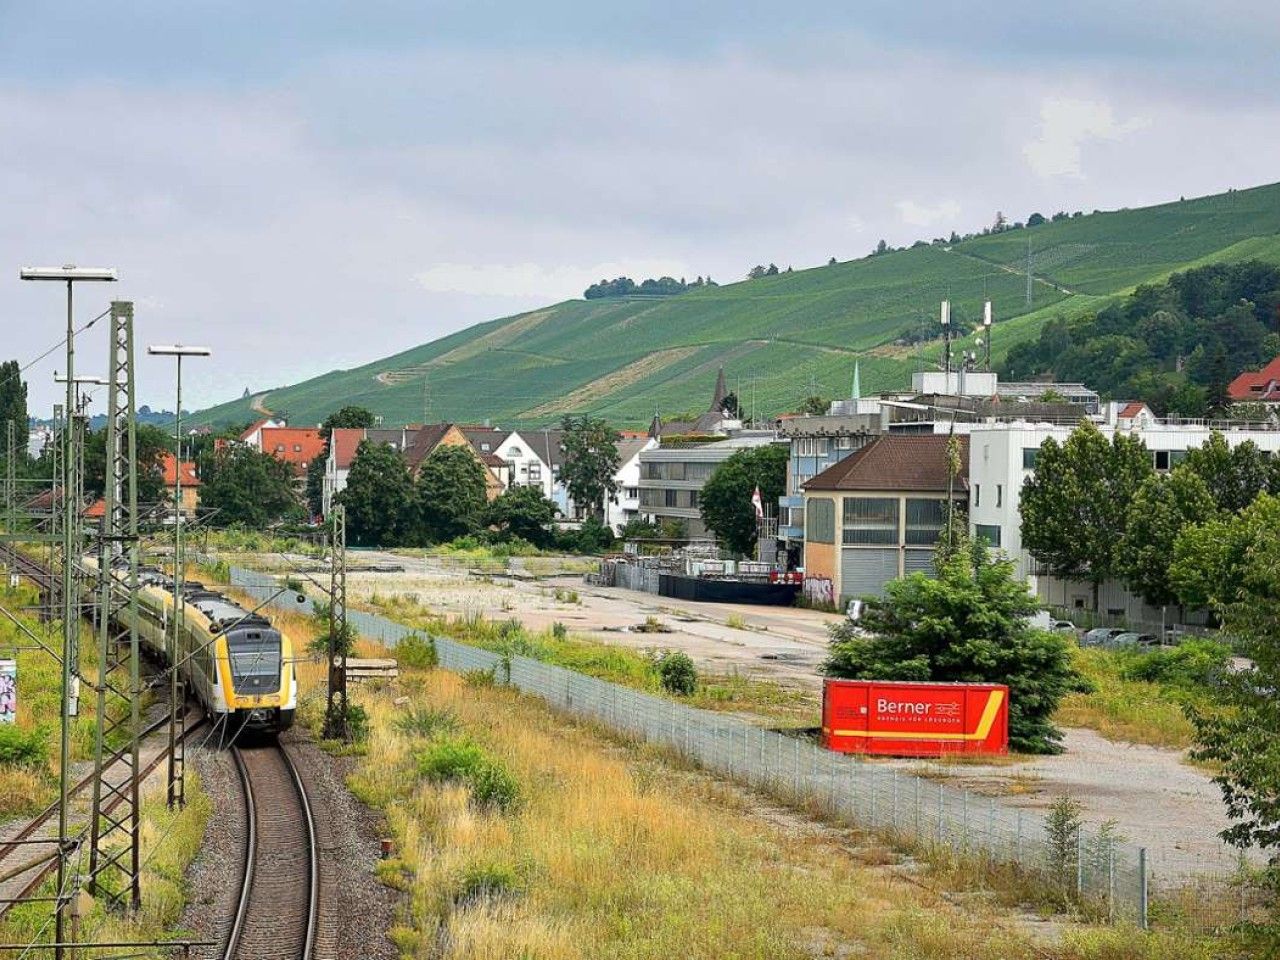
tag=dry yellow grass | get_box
[348,668,1216,960]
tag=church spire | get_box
[710,366,728,412]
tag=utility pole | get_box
[4,421,13,533]
[1026,233,1033,307]
[941,300,952,378]
[324,504,349,740]
[88,301,143,909]
[982,300,993,372]
[148,344,210,809]
[20,264,116,960]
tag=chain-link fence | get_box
[215,563,1180,927]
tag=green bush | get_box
[551,622,568,641]
[462,668,497,688]
[397,634,438,670]
[0,725,48,766]
[656,651,698,696]
[1119,637,1230,689]
[416,736,521,812]
[455,861,523,904]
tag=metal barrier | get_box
[222,562,1158,926]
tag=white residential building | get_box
[496,430,555,500]
[967,418,1280,620]
[606,437,658,533]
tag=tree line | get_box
[583,276,715,299]
[1002,261,1280,416]
[1021,421,1280,891]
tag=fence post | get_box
[1139,848,1148,930]
[913,775,920,841]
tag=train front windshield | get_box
[227,630,283,694]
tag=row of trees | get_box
[583,276,715,299]
[1002,261,1280,416]
[1021,423,1280,613]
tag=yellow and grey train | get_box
[88,558,297,734]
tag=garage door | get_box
[841,548,899,602]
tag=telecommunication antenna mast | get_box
[88,301,143,908]
[982,300,993,371]
[940,299,952,377]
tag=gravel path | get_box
[180,733,400,960]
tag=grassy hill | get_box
[189,182,1280,430]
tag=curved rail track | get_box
[225,743,318,960]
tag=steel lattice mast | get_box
[87,301,143,909]
[324,504,348,740]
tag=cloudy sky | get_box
[3,1,1279,416]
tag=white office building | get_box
[967,418,1280,620]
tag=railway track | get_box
[225,743,318,960]
[0,710,206,919]
[0,542,54,616]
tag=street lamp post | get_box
[147,345,210,809]
[20,265,116,960]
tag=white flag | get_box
[751,486,764,519]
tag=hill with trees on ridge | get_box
[186,181,1280,430]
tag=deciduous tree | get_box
[0,361,29,465]
[199,444,300,528]
[1181,431,1272,514]
[559,416,620,522]
[486,483,558,547]
[416,444,488,543]
[823,542,1084,753]
[1117,467,1216,608]
[1178,494,1280,913]
[337,441,414,547]
[1019,421,1152,609]
[699,444,787,557]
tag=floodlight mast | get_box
[147,343,211,809]
[20,263,116,960]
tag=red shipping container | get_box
[821,679,1009,757]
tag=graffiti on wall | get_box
[803,576,834,608]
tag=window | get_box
[1153,450,1184,471]
[842,497,898,545]
[506,446,522,458]
[274,444,285,453]
[689,490,699,509]
[973,484,980,507]
[664,489,678,508]
[905,499,946,545]
[529,463,542,481]
[1022,448,1039,469]
[974,524,1002,547]
[293,444,302,452]
[806,497,835,544]
[996,484,1003,508]
[480,442,491,452]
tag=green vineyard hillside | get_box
[190,182,1280,429]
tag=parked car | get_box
[1081,627,1126,647]
[1107,632,1160,649]
[1049,620,1077,634]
